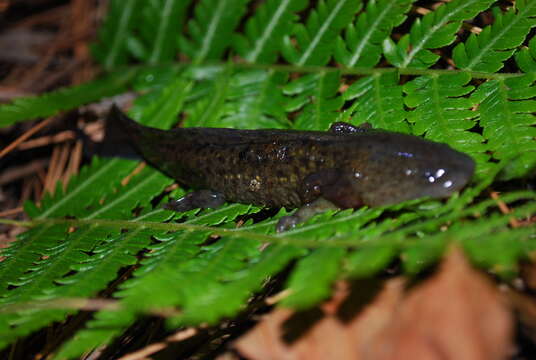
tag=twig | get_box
[265,289,292,305]
[121,162,146,186]
[0,0,9,12]
[55,143,71,185]
[13,4,69,29]
[62,139,82,189]
[0,207,23,218]
[118,328,198,360]
[0,159,49,185]
[0,298,120,314]
[31,59,80,93]
[43,144,61,195]
[20,178,33,205]
[490,191,520,228]
[0,86,32,100]
[0,116,56,158]
[32,176,43,202]
[70,0,94,84]
[17,130,76,150]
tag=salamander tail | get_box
[99,104,144,159]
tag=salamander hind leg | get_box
[164,190,226,212]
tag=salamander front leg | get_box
[164,190,226,212]
[276,197,338,233]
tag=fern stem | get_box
[104,0,140,70]
[234,62,525,79]
[296,0,347,66]
[247,0,291,62]
[133,62,525,80]
[0,217,279,243]
[2,189,534,248]
[0,297,181,316]
[0,219,34,227]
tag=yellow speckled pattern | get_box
[110,106,475,209]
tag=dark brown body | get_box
[110,106,475,209]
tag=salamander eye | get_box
[424,168,446,184]
[424,168,458,190]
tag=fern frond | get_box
[56,232,208,358]
[403,200,536,275]
[179,0,249,63]
[280,247,346,309]
[403,72,490,177]
[284,71,342,130]
[281,0,361,66]
[0,225,68,291]
[128,0,191,63]
[233,0,307,63]
[55,203,259,358]
[383,0,495,68]
[344,241,399,277]
[472,74,536,179]
[278,207,385,245]
[132,75,194,129]
[460,216,536,277]
[0,69,137,127]
[183,67,231,127]
[25,157,138,219]
[0,161,172,346]
[453,1,536,72]
[171,192,536,323]
[0,226,109,305]
[81,168,173,221]
[167,243,306,327]
[186,69,289,129]
[342,71,409,132]
[0,209,172,349]
[92,0,143,70]
[162,235,264,324]
[1,158,139,292]
[53,210,172,295]
[0,168,172,305]
[334,0,414,68]
[516,35,536,72]
[222,69,290,128]
[2,191,533,355]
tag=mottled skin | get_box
[110,106,475,229]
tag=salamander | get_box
[108,105,475,231]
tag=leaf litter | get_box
[235,247,513,360]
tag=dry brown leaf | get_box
[234,278,405,360]
[505,289,536,346]
[369,247,513,360]
[235,248,513,360]
[521,261,536,291]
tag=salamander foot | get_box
[276,215,300,233]
[276,197,338,233]
[164,190,226,212]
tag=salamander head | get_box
[406,149,475,198]
[352,132,476,206]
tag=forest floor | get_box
[1,0,98,245]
